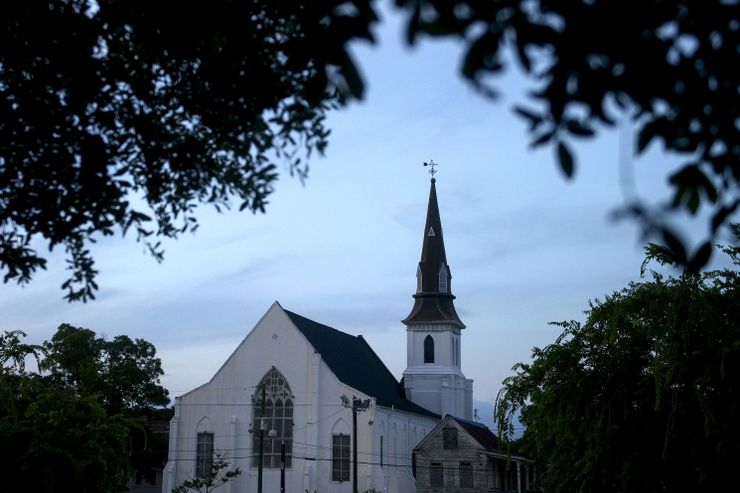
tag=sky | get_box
[1,6,734,418]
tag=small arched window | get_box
[416,264,423,293]
[438,264,448,293]
[424,335,434,363]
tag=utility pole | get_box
[257,384,266,493]
[280,438,286,493]
[341,395,370,493]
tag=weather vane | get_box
[423,159,438,178]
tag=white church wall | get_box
[371,407,437,493]
[406,326,463,370]
[163,303,437,493]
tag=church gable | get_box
[178,301,310,398]
[415,415,486,454]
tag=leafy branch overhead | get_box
[397,0,739,271]
[0,0,377,301]
[1,1,737,301]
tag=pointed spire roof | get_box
[403,178,465,329]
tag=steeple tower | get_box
[402,177,464,329]
[402,176,473,419]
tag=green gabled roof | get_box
[284,309,439,419]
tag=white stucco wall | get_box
[403,323,472,420]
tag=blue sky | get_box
[1,7,734,411]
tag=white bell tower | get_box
[402,174,473,419]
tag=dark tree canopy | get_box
[1,0,737,300]
[0,0,376,301]
[42,323,169,413]
[0,326,170,493]
[494,230,740,492]
[396,0,739,271]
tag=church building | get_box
[162,177,473,493]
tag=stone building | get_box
[413,415,534,493]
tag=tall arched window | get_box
[252,367,293,468]
[424,335,434,363]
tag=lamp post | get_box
[341,395,371,493]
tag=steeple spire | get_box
[402,177,465,329]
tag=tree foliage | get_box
[41,323,169,413]
[172,454,242,493]
[0,0,377,301]
[494,231,740,492]
[0,325,170,493]
[1,1,737,300]
[396,0,739,272]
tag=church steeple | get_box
[403,178,465,329]
[402,172,473,420]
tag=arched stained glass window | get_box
[424,335,434,363]
[252,367,293,468]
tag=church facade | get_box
[162,178,473,493]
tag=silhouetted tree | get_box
[2,1,736,300]
[0,326,171,493]
[495,225,740,492]
[0,0,376,300]
[42,323,169,413]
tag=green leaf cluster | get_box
[172,454,241,493]
[495,234,740,492]
[0,325,171,493]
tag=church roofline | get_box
[283,308,439,419]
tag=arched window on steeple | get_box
[424,335,434,363]
[438,264,449,293]
[252,367,293,468]
[416,264,423,293]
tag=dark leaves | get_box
[461,31,502,81]
[669,164,718,214]
[637,116,670,154]
[686,241,712,275]
[496,243,740,491]
[557,140,575,178]
[394,0,739,272]
[0,0,381,300]
[513,105,543,132]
